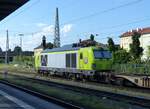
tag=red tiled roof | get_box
[120,27,150,38]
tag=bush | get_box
[13,56,34,68]
[113,50,131,64]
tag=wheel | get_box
[115,78,125,86]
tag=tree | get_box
[113,49,131,63]
[90,34,95,41]
[107,37,116,52]
[46,42,53,49]
[146,46,150,59]
[14,46,22,56]
[0,47,2,53]
[130,32,143,59]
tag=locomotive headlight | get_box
[92,63,96,69]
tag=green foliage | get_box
[90,34,95,41]
[107,37,116,52]
[13,46,22,55]
[46,42,53,49]
[0,59,4,63]
[129,32,143,59]
[113,49,131,64]
[147,46,150,58]
[13,56,34,68]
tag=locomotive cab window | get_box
[94,50,111,59]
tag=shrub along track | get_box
[1,73,150,109]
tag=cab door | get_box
[79,48,91,70]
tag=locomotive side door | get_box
[79,48,90,70]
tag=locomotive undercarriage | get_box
[37,67,150,88]
[38,68,116,83]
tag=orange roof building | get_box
[120,27,150,59]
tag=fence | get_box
[112,63,150,75]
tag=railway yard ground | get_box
[0,64,150,109]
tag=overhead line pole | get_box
[5,30,9,64]
[54,7,60,48]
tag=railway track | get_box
[0,79,82,109]
[2,73,150,108]
[8,72,150,94]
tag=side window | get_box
[80,53,83,59]
[71,53,77,68]
[66,54,70,67]
[66,53,77,68]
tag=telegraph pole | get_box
[5,30,9,64]
[54,7,60,48]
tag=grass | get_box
[0,64,35,74]
[0,74,134,109]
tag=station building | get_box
[120,27,150,59]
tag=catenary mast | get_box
[5,30,9,64]
[54,7,60,48]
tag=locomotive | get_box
[34,44,150,88]
[34,44,112,80]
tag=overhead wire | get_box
[60,0,143,26]
[30,0,144,36]
[0,0,146,43]
[0,0,144,33]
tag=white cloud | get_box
[0,35,6,51]
[0,24,73,51]
[42,25,54,35]
[34,24,73,38]
[61,24,73,33]
[36,23,48,27]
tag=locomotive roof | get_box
[42,44,81,53]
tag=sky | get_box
[0,0,150,51]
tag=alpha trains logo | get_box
[41,55,47,66]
